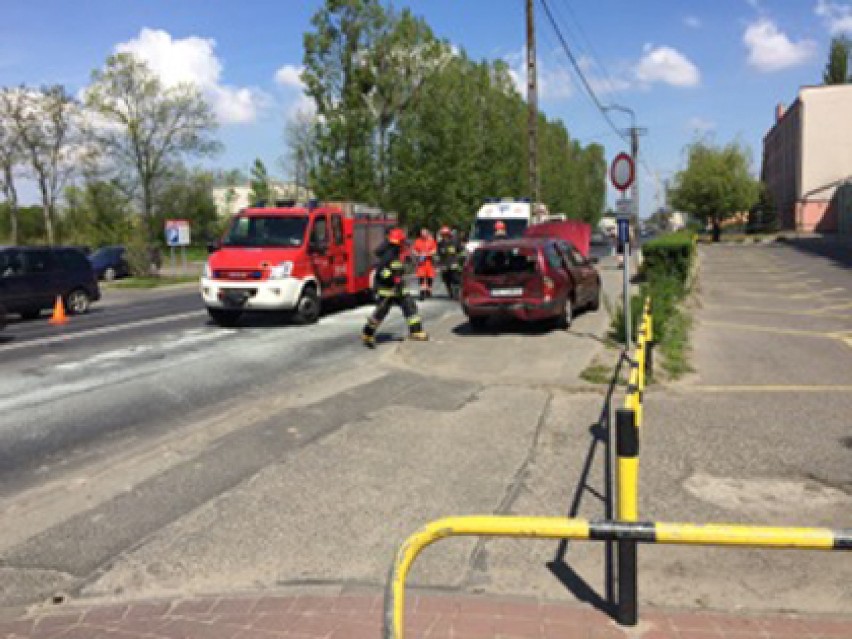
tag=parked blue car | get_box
[89,246,129,281]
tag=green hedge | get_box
[641,231,695,284]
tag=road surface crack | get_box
[462,392,553,588]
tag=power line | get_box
[555,0,626,102]
[537,0,628,145]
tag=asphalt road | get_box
[0,280,453,495]
[0,263,617,609]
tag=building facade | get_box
[762,85,852,233]
[211,182,314,218]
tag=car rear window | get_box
[473,247,539,276]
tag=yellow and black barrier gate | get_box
[382,516,852,639]
[615,297,653,624]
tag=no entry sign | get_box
[610,152,635,192]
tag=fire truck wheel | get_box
[208,308,242,327]
[294,286,321,324]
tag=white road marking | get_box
[0,310,207,353]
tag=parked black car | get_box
[0,246,101,319]
[90,245,129,281]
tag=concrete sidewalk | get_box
[3,589,851,638]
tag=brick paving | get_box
[2,591,851,639]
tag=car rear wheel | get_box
[65,289,91,315]
[293,286,320,325]
[20,308,42,320]
[557,296,573,329]
[208,308,242,327]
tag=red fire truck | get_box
[201,201,396,326]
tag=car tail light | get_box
[543,276,555,302]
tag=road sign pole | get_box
[611,153,636,351]
[623,237,631,348]
[618,210,631,349]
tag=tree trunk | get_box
[8,205,18,245]
[142,179,154,242]
[2,166,19,245]
[38,179,55,245]
[711,215,721,243]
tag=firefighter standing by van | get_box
[362,228,428,347]
[413,228,437,300]
[437,226,462,300]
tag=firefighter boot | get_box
[409,331,429,341]
[362,318,379,348]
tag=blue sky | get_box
[2,0,851,215]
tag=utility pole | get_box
[526,0,540,205]
[630,127,639,223]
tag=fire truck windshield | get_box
[223,216,309,248]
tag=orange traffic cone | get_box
[49,295,67,326]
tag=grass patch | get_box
[109,275,198,289]
[580,362,613,385]
[608,232,696,380]
[659,306,694,378]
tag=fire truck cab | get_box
[201,201,395,326]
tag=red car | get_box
[461,237,601,330]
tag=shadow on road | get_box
[547,350,628,619]
[780,237,852,271]
[209,296,371,330]
[450,309,596,337]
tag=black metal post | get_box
[617,540,638,626]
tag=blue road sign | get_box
[166,227,180,246]
[617,216,630,245]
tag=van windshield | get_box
[473,247,539,276]
[471,219,528,241]
[223,216,309,248]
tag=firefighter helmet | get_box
[494,221,506,231]
[439,226,451,236]
[388,228,406,245]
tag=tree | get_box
[249,158,271,204]
[669,141,760,242]
[85,53,219,240]
[302,0,387,201]
[283,109,319,196]
[2,86,80,245]
[823,37,850,85]
[213,168,247,217]
[154,167,220,242]
[62,179,133,247]
[0,89,23,244]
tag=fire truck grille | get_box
[214,270,264,281]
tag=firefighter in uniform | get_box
[413,228,437,300]
[493,220,508,238]
[437,226,462,300]
[362,228,428,347]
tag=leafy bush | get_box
[641,232,695,285]
[610,232,697,378]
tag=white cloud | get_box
[687,116,716,133]
[684,16,702,29]
[115,28,264,124]
[275,64,304,89]
[815,0,852,34]
[506,48,574,101]
[743,19,817,71]
[635,44,701,87]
